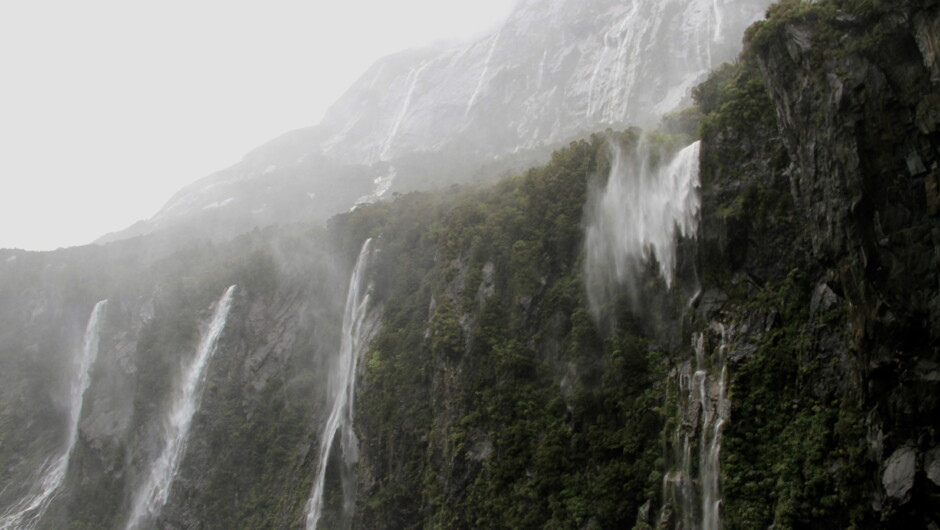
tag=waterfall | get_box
[583,138,701,318]
[583,0,752,124]
[305,239,378,529]
[465,30,502,116]
[380,61,432,161]
[0,300,107,530]
[660,324,729,530]
[125,285,237,530]
[586,1,643,121]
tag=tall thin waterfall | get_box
[125,285,237,530]
[0,300,107,530]
[305,239,377,529]
[583,138,701,318]
[660,324,729,530]
[380,61,432,161]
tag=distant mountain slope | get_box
[98,0,771,245]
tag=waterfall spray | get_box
[660,324,730,530]
[0,300,107,530]
[305,239,378,529]
[125,285,237,530]
[583,137,701,318]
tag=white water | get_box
[585,0,729,124]
[0,300,107,530]
[125,285,237,530]
[584,139,701,317]
[380,61,432,161]
[711,0,724,42]
[465,30,501,116]
[354,167,397,208]
[660,325,729,530]
[601,5,647,123]
[586,2,642,120]
[702,325,729,530]
[305,239,377,529]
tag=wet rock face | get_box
[757,3,940,327]
[748,1,940,525]
[883,445,917,503]
[319,0,771,166]
[914,9,940,84]
[687,2,940,526]
[101,0,774,246]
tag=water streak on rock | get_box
[125,285,237,530]
[0,300,107,530]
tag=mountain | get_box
[98,0,770,245]
[4,0,940,529]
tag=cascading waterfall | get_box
[660,324,729,530]
[465,30,502,116]
[0,300,107,530]
[581,134,726,528]
[305,239,378,530]
[380,61,432,161]
[700,332,728,530]
[584,0,745,124]
[583,138,701,318]
[125,285,237,530]
[359,60,432,206]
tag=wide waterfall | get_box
[305,239,378,529]
[660,324,730,530]
[0,300,107,530]
[583,138,701,318]
[125,285,237,530]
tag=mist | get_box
[2,1,870,529]
[0,0,515,251]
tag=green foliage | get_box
[346,136,669,528]
[692,62,739,116]
[695,58,776,142]
[692,4,888,524]
[744,0,838,56]
[720,272,869,529]
[744,0,907,74]
[660,106,704,138]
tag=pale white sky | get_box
[0,0,515,250]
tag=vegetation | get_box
[2,1,937,528]
[691,1,934,526]
[720,271,869,529]
[341,135,679,528]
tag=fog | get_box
[0,1,790,527]
[0,0,514,251]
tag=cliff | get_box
[343,0,940,527]
[97,0,770,245]
[1,0,939,528]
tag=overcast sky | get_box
[0,0,515,251]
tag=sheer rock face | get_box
[0,232,351,529]
[98,0,772,245]
[758,0,940,420]
[699,2,939,525]
[318,0,769,165]
[883,446,917,503]
[8,1,940,528]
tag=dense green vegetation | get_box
[2,1,938,528]
[692,27,868,530]
[693,0,940,527]
[334,135,689,529]
[717,270,869,528]
[340,1,939,525]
